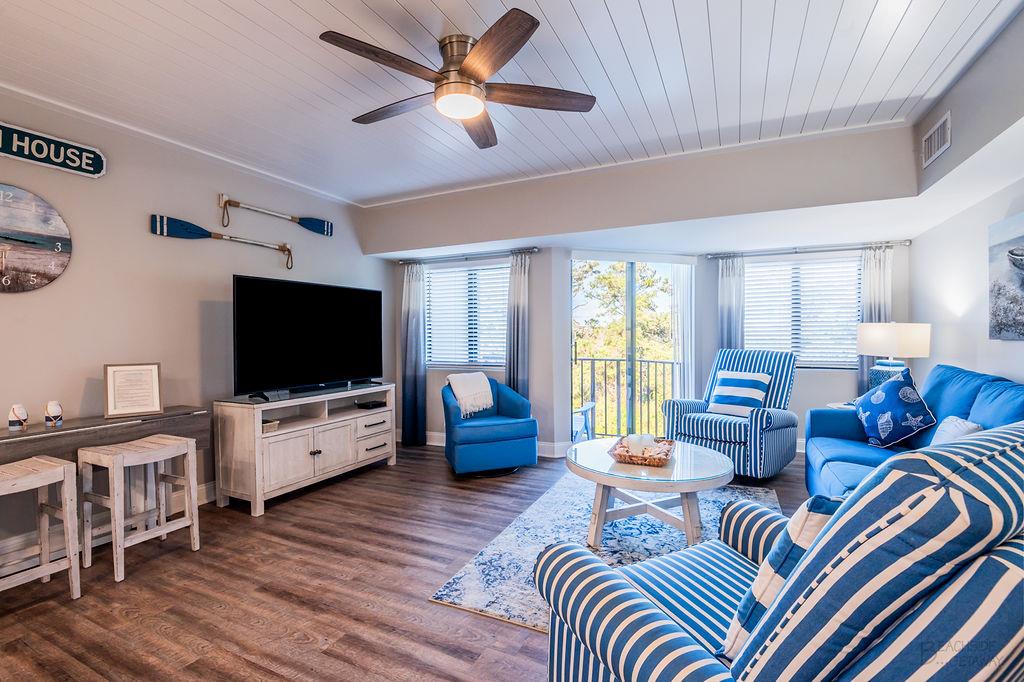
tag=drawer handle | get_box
[365,420,387,427]
[366,443,388,452]
[309,449,322,456]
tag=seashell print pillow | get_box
[854,368,936,448]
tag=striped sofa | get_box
[663,349,797,479]
[536,421,1024,681]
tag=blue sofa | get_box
[806,364,1024,497]
[536,422,1024,681]
[441,378,538,475]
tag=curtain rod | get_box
[704,239,911,260]
[398,246,539,265]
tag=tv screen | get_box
[233,275,383,395]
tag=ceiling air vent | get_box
[921,111,951,169]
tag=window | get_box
[744,256,862,369]
[425,262,510,365]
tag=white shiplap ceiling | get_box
[1,0,1020,206]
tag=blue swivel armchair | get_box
[442,378,538,475]
[662,349,798,479]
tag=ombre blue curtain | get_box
[858,246,893,393]
[718,256,745,349]
[401,263,427,446]
[505,252,530,397]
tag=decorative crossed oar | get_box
[150,215,294,269]
[218,193,333,236]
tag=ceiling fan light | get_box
[435,92,485,119]
[434,82,486,119]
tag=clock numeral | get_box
[0,191,12,203]
[1,275,11,287]
[54,242,62,252]
[49,260,60,273]
[28,274,38,285]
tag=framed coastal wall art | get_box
[0,183,72,293]
[989,212,1024,341]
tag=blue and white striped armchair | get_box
[663,349,797,479]
[537,422,1024,681]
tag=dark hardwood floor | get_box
[0,446,807,681]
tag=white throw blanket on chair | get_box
[448,372,494,417]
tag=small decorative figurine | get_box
[44,400,63,427]
[8,404,28,431]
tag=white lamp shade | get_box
[857,322,931,358]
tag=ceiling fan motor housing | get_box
[436,34,484,100]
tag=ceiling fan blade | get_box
[320,31,439,82]
[353,93,435,124]
[463,110,498,149]
[487,83,596,112]
[459,9,539,83]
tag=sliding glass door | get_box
[572,257,688,438]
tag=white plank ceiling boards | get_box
[2,0,1020,206]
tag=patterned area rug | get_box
[430,472,781,632]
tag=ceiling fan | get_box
[319,8,596,149]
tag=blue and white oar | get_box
[218,193,333,236]
[151,215,294,269]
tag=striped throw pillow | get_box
[719,495,844,660]
[708,371,772,417]
[730,422,1024,680]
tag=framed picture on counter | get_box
[104,363,163,418]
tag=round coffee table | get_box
[566,438,734,548]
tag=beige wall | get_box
[916,11,1024,192]
[1,94,394,535]
[356,125,918,255]
[910,177,1024,382]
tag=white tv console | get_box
[213,383,395,516]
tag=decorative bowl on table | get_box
[608,434,675,467]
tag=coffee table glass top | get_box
[567,437,733,483]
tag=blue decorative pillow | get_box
[854,368,936,447]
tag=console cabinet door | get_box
[263,431,316,492]
[315,422,356,474]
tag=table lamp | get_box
[857,322,932,388]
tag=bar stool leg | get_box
[110,456,127,582]
[185,441,200,551]
[79,461,93,569]
[156,459,167,541]
[60,462,82,599]
[37,484,50,583]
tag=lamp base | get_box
[868,359,906,389]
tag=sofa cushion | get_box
[815,460,879,498]
[448,415,538,444]
[906,364,1000,449]
[968,380,1024,430]
[618,539,757,656]
[853,368,935,448]
[805,437,905,470]
[731,422,1024,681]
[720,496,844,660]
[838,535,1024,680]
[678,413,749,444]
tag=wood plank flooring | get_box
[0,446,807,681]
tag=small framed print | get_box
[104,363,163,418]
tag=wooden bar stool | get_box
[0,456,81,599]
[78,434,200,582]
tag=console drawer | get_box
[356,412,392,437]
[357,433,393,461]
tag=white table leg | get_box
[680,492,702,545]
[587,484,611,548]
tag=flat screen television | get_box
[233,275,383,396]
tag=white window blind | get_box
[743,256,862,369]
[425,262,510,365]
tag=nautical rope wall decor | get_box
[150,215,294,269]
[218,193,333,236]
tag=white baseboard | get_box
[0,481,216,579]
[798,438,806,454]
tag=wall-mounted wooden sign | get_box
[0,121,106,178]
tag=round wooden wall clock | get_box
[0,183,71,293]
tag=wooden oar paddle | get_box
[218,193,333,236]
[150,215,293,269]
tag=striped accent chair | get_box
[536,421,1024,681]
[663,349,797,479]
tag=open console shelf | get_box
[213,384,396,516]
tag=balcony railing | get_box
[573,357,683,438]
